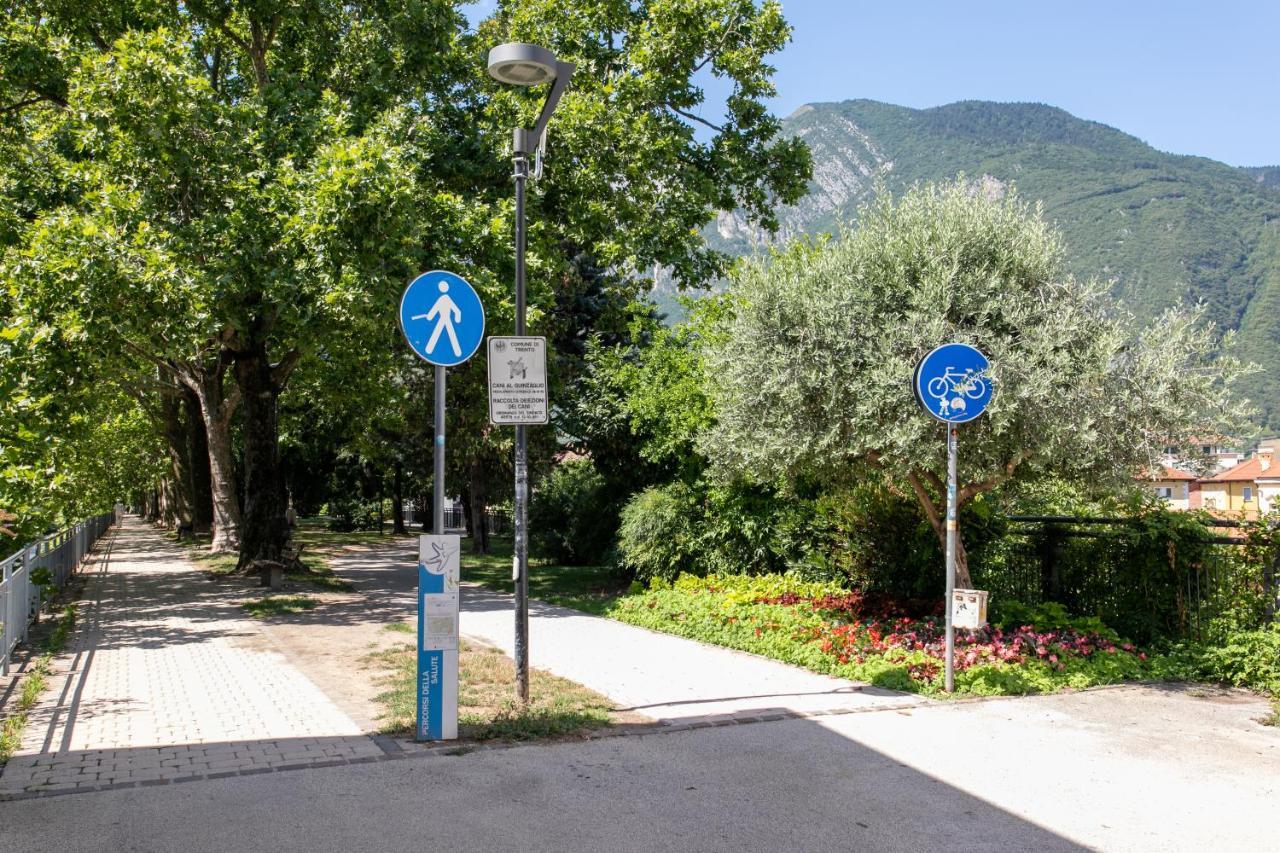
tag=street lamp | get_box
[487,42,575,704]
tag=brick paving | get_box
[0,519,382,798]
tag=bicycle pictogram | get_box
[925,366,987,418]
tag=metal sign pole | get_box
[434,366,446,533]
[399,269,482,743]
[512,144,531,705]
[944,425,958,693]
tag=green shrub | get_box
[990,600,1121,642]
[530,459,618,565]
[1152,625,1280,696]
[698,480,810,576]
[797,483,939,593]
[617,479,812,582]
[617,482,701,582]
[324,497,380,532]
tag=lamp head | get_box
[487,43,559,86]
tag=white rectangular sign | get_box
[419,535,460,651]
[487,336,549,425]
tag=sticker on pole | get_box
[399,270,485,366]
[913,343,992,423]
[487,336,549,425]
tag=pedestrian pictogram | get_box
[399,271,485,366]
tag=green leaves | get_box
[702,179,1251,506]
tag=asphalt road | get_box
[2,684,1275,852]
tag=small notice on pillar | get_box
[487,336,549,425]
[418,534,459,741]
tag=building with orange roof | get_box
[1198,446,1277,517]
[1138,464,1198,510]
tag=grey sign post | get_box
[487,42,574,704]
[913,343,992,693]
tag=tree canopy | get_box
[0,0,810,561]
[700,180,1252,584]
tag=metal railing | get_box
[980,514,1280,643]
[1,512,114,675]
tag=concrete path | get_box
[330,538,926,722]
[2,684,1275,852]
[0,519,382,797]
[461,586,925,720]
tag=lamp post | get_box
[487,42,575,704]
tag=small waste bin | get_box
[952,588,989,629]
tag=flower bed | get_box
[608,574,1150,696]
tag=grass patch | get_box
[383,621,414,634]
[1259,699,1280,727]
[183,530,356,592]
[241,595,319,619]
[188,546,239,576]
[1,604,77,764]
[367,639,613,741]
[291,520,413,550]
[460,537,627,615]
[285,559,356,592]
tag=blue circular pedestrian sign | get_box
[913,343,993,424]
[399,270,485,366]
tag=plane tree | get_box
[1,1,472,561]
[3,0,809,568]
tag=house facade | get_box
[1141,465,1196,510]
[1143,440,1278,518]
[1161,437,1246,475]
[1199,447,1276,517]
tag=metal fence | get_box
[976,515,1280,643]
[483,509,512,537]
[1,512,115,675]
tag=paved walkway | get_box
[0,519,381,797]
[330,539,927,723]
[3,685,1277,852]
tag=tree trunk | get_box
[954,535,972,589]
[469,456,489,555]
[158,478,174,527]
[906,471,974,589]
[183,388,214,533]
[159,388,194,526]
[233,342,288,570]
[180,362,242,553]
[923,519,973,589]
[392,462,407,534]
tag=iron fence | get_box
[975,515,1280,643]
[483,509,512,537]
[1,512,114,675]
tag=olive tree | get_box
[701,180,1252,586]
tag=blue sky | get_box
[464,1,1279,166]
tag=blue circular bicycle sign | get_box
[399,270,485,367]
[913,343,992,423]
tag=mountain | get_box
[1242,166,1280,189]
[704,100,1280,431]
